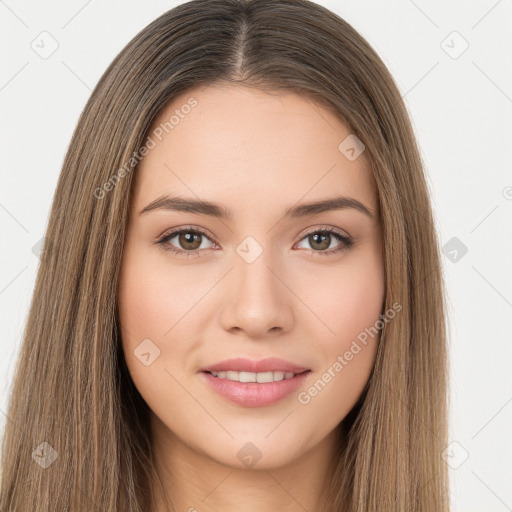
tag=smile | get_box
[207,370,301,383]
[201,369,311,407]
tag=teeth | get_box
[210,370,297,382]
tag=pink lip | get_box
[200,357,309,374]
[200,370,311,407]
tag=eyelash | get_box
[156,225,354,258]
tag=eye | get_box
[156,226,218,258]
[295,226,353,256]
[156,225,354,258]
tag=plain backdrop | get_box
[1,1,511,510]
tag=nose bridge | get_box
[237,247,276,297]
[220,236,293,335]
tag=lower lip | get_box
[200,371,311,407]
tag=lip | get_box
[200,357,309,374]
[200,370,311,407]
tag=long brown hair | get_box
[0,1,449,510]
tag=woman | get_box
[0,0,449,510]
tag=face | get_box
[117,84,385,471]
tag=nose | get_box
[219,248,294,338]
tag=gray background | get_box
[1,1,511,510]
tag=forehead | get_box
[132,84,378,218]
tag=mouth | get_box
[200,368,312,407]
[203,369,310,383]
[200,356,310,375]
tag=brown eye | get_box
[177,232,202,250]
[308,232,331,251]
[295,228,353,255]
[157,227,217,256]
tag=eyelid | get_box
[157,225,218,244]
[298,224,350,240]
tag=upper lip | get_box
[200,357,310,374]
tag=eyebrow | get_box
[138,194,374,219]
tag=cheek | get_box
[298,250,384,344]
[117,255,189,410]
[330,272,384,341]
[295,252,384,402]
[117,246,167,352]
[117,246,214,389]
[118,247,200,341]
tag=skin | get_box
[117,84,385,512]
